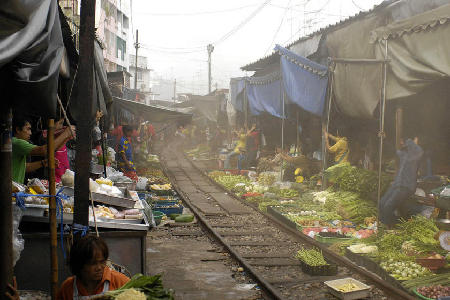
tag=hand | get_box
[5,277,19,300]
[65,126,76,139]
[55,118,64,130]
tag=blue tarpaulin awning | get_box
[275,45,328,116]
[230,77,246,112]
[246,72,284,118]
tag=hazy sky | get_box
[132,0,383,95]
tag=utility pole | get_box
[134,29,139,90]
[207,44,214,94]
[173,79,176,103]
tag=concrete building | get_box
[60,0,132,72]
[129,54,152,93]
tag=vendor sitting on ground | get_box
[324,129,349,164]
[117,125,138,181]
[57,235,129,300]
[379,137,425,226]
[12,115,75,184]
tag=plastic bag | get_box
[61,169,75,187]
[12,205,24,266]
[136,177,148,191]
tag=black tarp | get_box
[0,0,64,117]
[111,97,192,123]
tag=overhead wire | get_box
[214,0,273,46]
[264,0,292,55]
[135,3,259,16]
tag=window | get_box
[137,71,142,80]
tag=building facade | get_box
[60,0,132,72]
[129,54,151,93]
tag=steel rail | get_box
[181,154,415,300]
[160,160,286,300]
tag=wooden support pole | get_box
[0,108,13,300]
[74,0,96,233]
[47,119,58,299]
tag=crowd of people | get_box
[11,112,156,185]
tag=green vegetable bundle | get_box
[295,248,328,266]
[101,274,174,300]
[325,163,391,199]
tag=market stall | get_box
[206,163,450,298]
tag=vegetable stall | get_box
[206,163,450,298]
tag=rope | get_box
[13,187,70,259]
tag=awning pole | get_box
[281,87,285,181]
[244,80,248,129]
[377,39,389,226]
[296,110,299,156]
[0,108,13,299]
[47,119,58,299]
[321,63,335,190]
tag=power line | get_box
[264,0,292,55]
[135,3,259,16]
[351,0,365,11]
[214,0,273,46]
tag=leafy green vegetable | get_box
[105,274,174,300]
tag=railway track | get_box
[157,142,413,300]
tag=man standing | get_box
[117,125,138,181]
[379,137,424,226]
[12,116,74,183]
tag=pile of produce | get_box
[336,282,360,293]
[347,243,378,254]
[150,184,172,191]
[325,163,391,198]
[402,274,450,292]
[257,172,276,186]
[416,285,450,299]
[97,274,174,299]
[373,216,442,262]
[380,259,430,280]
[295,248,328,266]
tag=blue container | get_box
[153,203,183,215]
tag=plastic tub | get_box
[324,277,371,300]
[23,204,46,217]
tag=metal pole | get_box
[74,0,96,232]
[173,79,176,103]
[322,64,334,190]
[47,119,58,299]
[395,105,403,150]
[377,40,388,211]
[280,84,285,181]
[244,80,248,129]
[296,110,299,156]
[134,30,139,90]
[0,108,12,299]
[207,44,214,94]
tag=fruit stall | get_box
[207,163,450,298]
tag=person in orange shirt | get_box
[57,236,129,300]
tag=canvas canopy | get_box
[246,72,284,118]
[230,77,246,112]
[275,45,328,116]
[112,97,192,123]
[371,3,450,101]
[0,0,64,117]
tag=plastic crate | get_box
[152,210,165,226]
[152,204,183,216]
[300,259,338,276]
[315,233,354,244]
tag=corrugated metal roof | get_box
[241,0,399,71]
